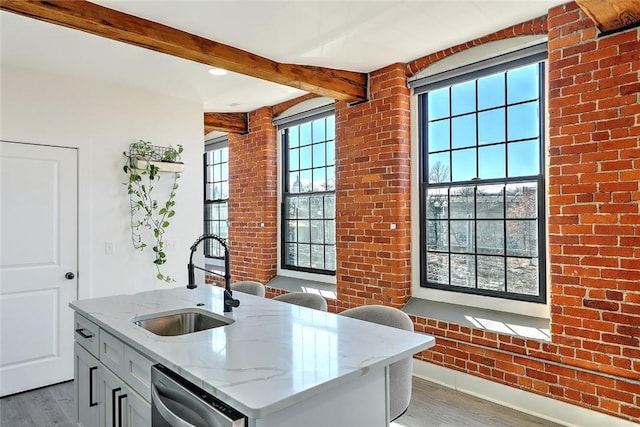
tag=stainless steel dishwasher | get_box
[151,364,247,427]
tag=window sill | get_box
[402,297,550,341]
[267,275,337,300]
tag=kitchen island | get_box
[70,285,435,426]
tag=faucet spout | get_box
[187,234,239,312]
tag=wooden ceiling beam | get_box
[204,112,248,135]
[0,0,368,103]
[575,0,640,34]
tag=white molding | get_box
[412,360,637,427]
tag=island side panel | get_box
[252,365,388,427]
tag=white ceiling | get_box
[0,1,564,113]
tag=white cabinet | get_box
[74,343,101,427]
[74,313,152,427]
[101,367,151,427]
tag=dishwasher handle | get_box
[152,384,198,427]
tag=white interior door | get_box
[0,141,78,396]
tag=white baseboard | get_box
[413,360,637,427]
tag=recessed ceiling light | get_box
[208,68,227,76]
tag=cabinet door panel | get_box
[100,367,123,427]
[75,343,101,427]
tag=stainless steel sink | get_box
[131,308,234,336]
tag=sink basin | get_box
[131,308,234,336]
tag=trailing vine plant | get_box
[123,140,183,282]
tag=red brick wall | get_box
[334,63,412,310]
[227,107,278,284]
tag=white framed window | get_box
[204,136,229,259]
[414,45,547,304]
[275,103,336,277]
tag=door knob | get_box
[65,272,75,280]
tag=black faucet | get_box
[187,234,239,312]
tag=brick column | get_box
[335,63,412,309]
[228,107,278,284]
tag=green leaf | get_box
[156,273,163,280]
[167,210,175,218]
[162,221,170,228]
[159,208,167,215]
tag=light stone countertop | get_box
[70,285,435,419]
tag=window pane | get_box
[452,114,476,149]
[452,148,476,182]
[326,140,335,165]
[310,196,324,219]
[506,183,537,218]
[221,147,228,162]
[324,195,335,219]
[451,80,476,115]
[477,220,504,255]
[298,220,310,242]
[426,188,448,219]
[311,245,325,269]
[427,253,449,285]
[477,185,504,219]
[507,258,538,295]
[289,128,299,148]
[297,196,310,218]
[477,255,504,291]
[299,170,312,192]
[326,166,335,190]
[325,246,336,271]
[289,148,299,170]
[478,144,505,179]
[286,243,297,265]
[311,220,324,243]
[312,119,325,143]
[220,203,228,220]
[507,102,538,140]
[284,197,297,219]
[478,73,505,110]
[289,172,300,193]
[450,220,474,253]
[313,143,326,167]
[478,108,505,145]
[450,186,474,219]
[221,182,228,199]
[508,140,539,177]
[213,164,221,181]
[324,220,335,244]
[206,166,214,182]
[221,163,228,180]
[297,244,311,268]
[507,64,538,104]
[506,220,538,257]
[428,87,449,120]
[300,123,312,146]
[427,220,448,251]
[285,220,297,242]
[300,146,312,169]
[451,254,476,288]
[313,168,326,191]
[206,183,215,200]
[428,119,450,152]
[428,152,450,183]
[326,116,335,140]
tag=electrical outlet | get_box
[390,223,397,230]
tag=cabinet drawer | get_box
[74,313,99,358]
[99,330,124,376]
[123,345,153,402]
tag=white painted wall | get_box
[1,64,204,298]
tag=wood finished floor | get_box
[0,377,563,426]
